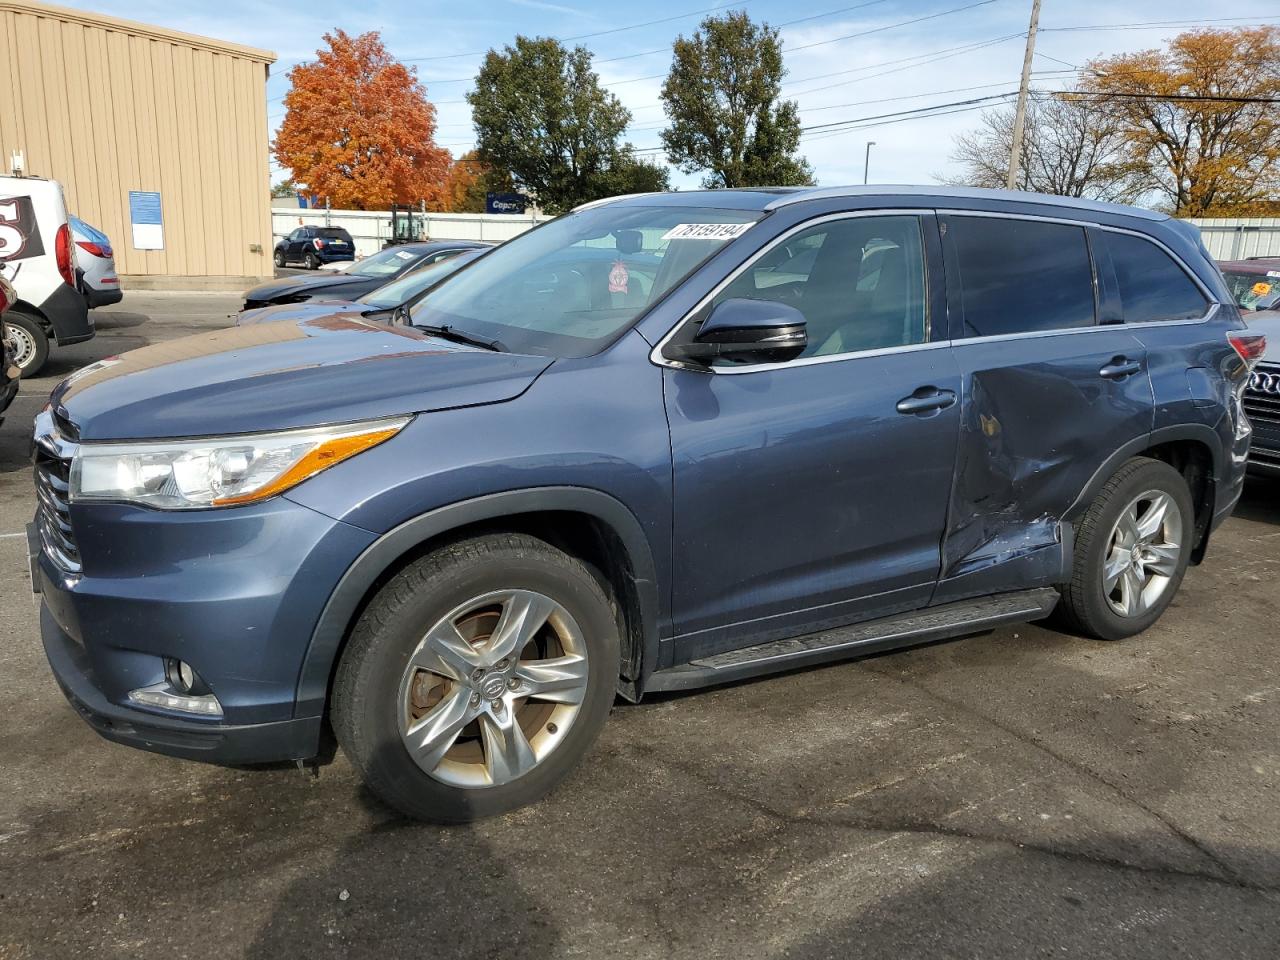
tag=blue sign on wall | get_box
[128,191,163,225]
[486,192,528,215]
[128,190,164,250]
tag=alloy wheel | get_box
[1102,489,1184,618]
[397,589,590,788]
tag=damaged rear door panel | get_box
[933,212,1155,604]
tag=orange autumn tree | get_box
[1082,27,1280,215]
[274,30,451,210]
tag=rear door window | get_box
[943,215,1096,337]
[1102,231,1208,323]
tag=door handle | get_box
[896,387,957,416]
[1099,357,1143,380]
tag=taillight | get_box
[313,238,325,249]
[76,240,106,258]
[1227,331,1267,367]
[55,223,75,287]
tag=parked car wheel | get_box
[332,533,620,822]
[1057,457,1194,640]
[3,310,50,376]
[304,251,320,270]
[273,249,286,268]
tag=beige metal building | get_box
[0,0,276,284]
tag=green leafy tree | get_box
[469,36,663,213]
[660,12,813,188]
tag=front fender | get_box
[292,486,662,720]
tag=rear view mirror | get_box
[614,230,643,255]
[665,298,807,366]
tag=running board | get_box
[645,588,1060,693]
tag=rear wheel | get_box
[3,311,50,376]
[1057,457,1194,640]
[332,533,620,822]
[304,251,320,270]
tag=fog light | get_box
[165,658,207,695]
[128,682,223,718]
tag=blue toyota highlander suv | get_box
[30,187,1265,822]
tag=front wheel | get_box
[332,533,620,822]
[273,249,286,268]
[1057,457,1195,640]
[3,311,51,376]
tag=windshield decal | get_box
[661,223,753,242]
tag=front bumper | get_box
[43,605,323,765]
[34,494,376,765]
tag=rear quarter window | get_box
[1103,232,1208,323]
[943,215,1096,337]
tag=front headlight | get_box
[70,416,411,509]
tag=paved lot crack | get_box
[861,663,1248,886]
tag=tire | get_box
[305,252,320,270]
[332,533,620,822]
[1057,457,1195,640]
[3,311,51,376]
[273,249,286,268]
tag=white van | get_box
[0,175,95,375]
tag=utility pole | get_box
[863,141,876,185]
[1006,0,1042,190]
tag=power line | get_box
[400,1,759,62]
[784,32,1023,88]
[786,0,999,53]
[1042,15,1280,33]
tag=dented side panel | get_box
[935,331,1154,601]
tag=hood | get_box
[243,273,366,303]
[1244,309,1280,361]
[52,312,554,440]
[237,299,365,326]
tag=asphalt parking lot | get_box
[2,293,1279,959]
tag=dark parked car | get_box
[273,226,357,269]
[1217,259,1280,476]
[32,187,1263,824]
[0,274,18,421]
[244,241,488,311]
[237,247,488,326]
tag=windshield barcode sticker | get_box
[661,223,753,242]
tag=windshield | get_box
[1222,269,1280,312]
[1218,268,1280,313]
[359,251,478,308]
[409,205,762,357]
[343,247,421,277]
[316,228,351,241]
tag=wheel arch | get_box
[8,299,52,331]
[1063,425,1222,562]
[294,486,663,724]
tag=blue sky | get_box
[59,1,1280,191]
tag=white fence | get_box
[270,204,552,257]
[1184,218,1280,261]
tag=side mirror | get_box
[665,298,807,366]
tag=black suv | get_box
[273,226,356,269]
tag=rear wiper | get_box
[413,322,506,352]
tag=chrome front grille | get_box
[32,409,81,574]
[1244,362,1280,427]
